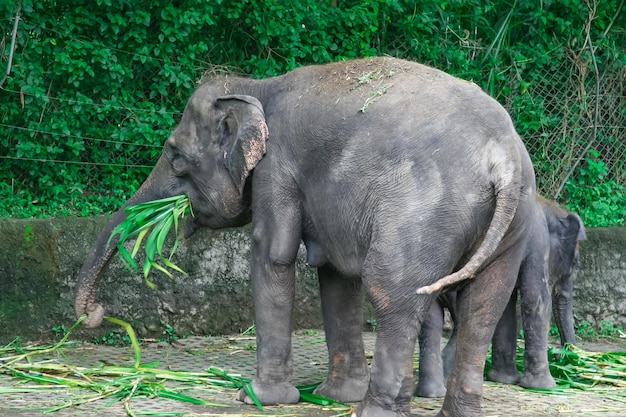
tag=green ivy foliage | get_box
[0,0,624,225]
[564,151,626,227]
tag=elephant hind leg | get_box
[415,300,447,398]
[355,267,438,416]
[440,243,525,417]
[314,265,369,402]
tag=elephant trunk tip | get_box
[77,303,105,328]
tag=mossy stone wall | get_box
[0,218,623,343]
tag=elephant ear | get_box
[569,213,587,242]
[552,213,586,276]
[214,94,269,193]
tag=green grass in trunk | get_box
[108,194,192,288]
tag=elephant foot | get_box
[519,371,556,389]
[486,367,521,385]
[314,374,369,402]
[436,409,483,417]
[438,394,484,417]
[237,379,300,405]
[352,401,410,417]
[414,379,446,398]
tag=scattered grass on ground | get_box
[3,316,626,416]
[0,316,349,417]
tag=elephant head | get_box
[74,89,269,328]
[541,197,586,345]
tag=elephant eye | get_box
[171,155,188,176]
[166,142,189,176]
[217,117,233,151]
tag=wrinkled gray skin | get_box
[416,196,586,398]
[74,57,538,417]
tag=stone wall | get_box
[0,217,624,343]
[573,227,626,328]
[0,217,324,344]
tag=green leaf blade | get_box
[109,195,191,283]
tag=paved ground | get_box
[1,331,626,417]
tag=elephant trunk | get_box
[74,156,171,328]
[553,294,576,346]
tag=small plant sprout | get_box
[108,194,192,288]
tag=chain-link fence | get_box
[504,46,625,199]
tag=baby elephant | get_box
[416,196,586,397]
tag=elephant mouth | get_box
[184,215,204,238]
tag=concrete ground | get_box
[1,331,626,417]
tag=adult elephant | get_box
[416,196,586,398]
[74,57,537,417]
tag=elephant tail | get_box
[416,140,524,295]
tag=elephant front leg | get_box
[314,265,369,402]
[237,219,301,406]
[518,262,555,389]
[486,290,522,384]
[354,275,429,417]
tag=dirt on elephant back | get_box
[319,57,412,100]
[304,56,482,117]
[1,331,625,416]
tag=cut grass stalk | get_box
[0,314,86,367]
[104,316,142,368]
[108,194,192,287]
